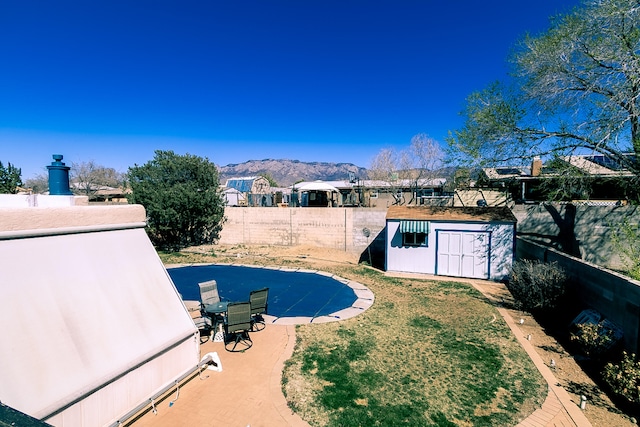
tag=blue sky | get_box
[0,0,579,179]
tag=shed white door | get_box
[437,231,489,279]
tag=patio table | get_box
[204,301,228,341]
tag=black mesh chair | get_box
[224,301,253,352]
[249,287,269,331]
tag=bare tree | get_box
[406,134,444,204]
[368,134,444,205]
[71,161,125,199]
[368,147,408,205]
[23,172,49,194]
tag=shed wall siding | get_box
[386,221,433,274]
[386,220,514,280]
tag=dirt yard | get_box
[179,243,637,427]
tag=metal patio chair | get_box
[199,280,221,306]
[249,287,269,331]
[199,280,226,336]
[224,301,253,352]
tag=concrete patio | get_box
[126,323,307,427]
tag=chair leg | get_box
[251,314,266,332]
[224,330,253,352]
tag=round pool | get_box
[168,264,374,323]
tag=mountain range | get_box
[218,159,369,187]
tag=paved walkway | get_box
[500,298,592,427]
[128,273,592,427]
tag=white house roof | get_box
[296,181,340,192]
[312,178,447,190]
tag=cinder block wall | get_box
[514,204,640,270]
[219,207,387,255]
[518,237,640,354]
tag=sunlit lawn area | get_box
[282,266,546,427]
[159,248,546,426]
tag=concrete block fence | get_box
[219,207,387,257]
[518,237,640,354]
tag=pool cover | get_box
[168,264,359,319]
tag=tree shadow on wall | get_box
[519,203,582,259]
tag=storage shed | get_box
[386,206,517,280]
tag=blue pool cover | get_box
[168,264,358,319]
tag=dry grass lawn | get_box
[161,244,548,426]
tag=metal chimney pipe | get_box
[47,154,73,195]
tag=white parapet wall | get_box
[0,193,89,208]
[0,204,146,232]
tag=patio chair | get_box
[193,314,213,343]
[199,280,225,332]
[249,287,269,331]
[199,280,221,306]
[224,301,253,352]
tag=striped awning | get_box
[399,220,429,233]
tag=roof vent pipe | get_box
[47,154,73,195]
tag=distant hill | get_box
[218,159,368,187]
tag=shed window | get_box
[399,220,429,247]
[403,232,427,247]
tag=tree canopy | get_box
[0,161,23,194]
[447,0,640,199]
[127,150,225,250]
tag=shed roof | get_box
[386,206,517,223]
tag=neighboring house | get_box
[319,178,449,208]
[481,154,635,204]
[91,186,130,203]
[385,206,517,281]
[70,182,130,203]
[226,175,449,208]
[225,176,272,207]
